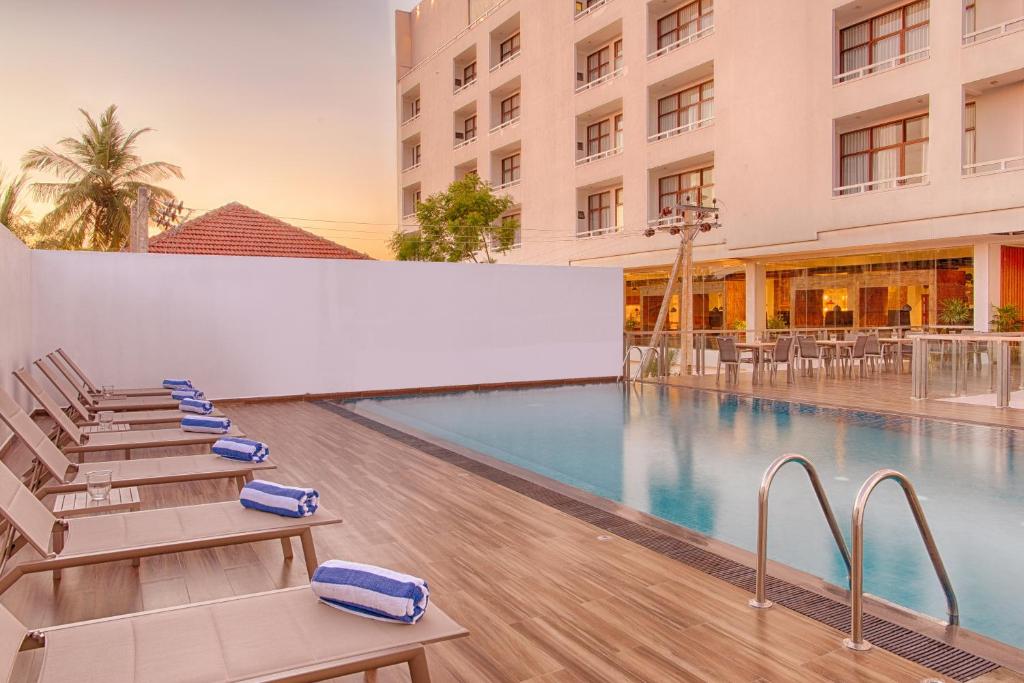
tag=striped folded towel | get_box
[179,397,214,415]
[240,480,318,517]
[213,437,269,463]
[171,388,205,401]
[162,378,193,389]
[181,415,230,434]
[311,560,429,624]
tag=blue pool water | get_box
[349,384,1024,650]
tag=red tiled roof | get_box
[148,202,373,260]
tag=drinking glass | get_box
[98,411,114,431]
[86,470,112,502]
[101,385,114,399]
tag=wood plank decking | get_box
[0,399,1019,682]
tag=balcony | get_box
[963,76,1024,178]
[834,1,930,85]
[453,44,477,96]
[646,0,714,61]
[576,68,623,94]
[490,14,521,73]
[574,22,623,96]
[963,1,1024,45]
[833,47,929,85]
[575,0,613,21]
[647,116,711,143]
[494,177,521,191]
[490,116,520,135]
[576,147,622,166]
[647,64,713,144]
[453,136,477,151]
[833,173,928,196]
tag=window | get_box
[587,191,612,232]
[411,98,421,117]
[501,153,521,185]
[657,80,714,133]
[839,114,928,191]
[586,120,611,156]
[465,115,477,140]
[614,40,623,70]
[659,166,714,213]
[964,102,976,168]
[964,0,976,36]
[587,45,611,82]
[464,62,477,84]
[411,143,421,166]
[500,92,521,123]
[413,190,421,206]
[657,0,714,50]
[503,213,521,246]
[615,187,624,227]
[499,32,521,62]
[839,1,929,76]
[614,114,624,148]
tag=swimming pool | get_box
[349,383,1024,650]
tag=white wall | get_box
[30,251,623,400]
[0,225,33,444]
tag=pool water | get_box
[349,383,1024,650]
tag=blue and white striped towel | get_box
[213,437,269,463]
[311,560,429,624]
[171,388,205,401]
[162,378,193,389]
[179,397,214,415]
[240,480,318,517]
[180,415,230,434]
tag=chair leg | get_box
[299,529,319,578]
[407,648,432,683]
[280,537,294,560]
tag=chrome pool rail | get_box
[749,454,851,609]
[845,469,959,652]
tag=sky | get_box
[0,0,420,258]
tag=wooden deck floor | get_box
[1,400,1019,682]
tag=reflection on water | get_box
[351,384,1024,649]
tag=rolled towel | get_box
[181,415,230,434]
[240,480,318,517]
[311,560,429,624]
[179,397,214,415]
[171,388,205,401]
[162,378,193,389]
[213,437,269,463]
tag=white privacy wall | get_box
[30,251,622,399]
[0,226,33,440]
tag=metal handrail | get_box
[749,454,851,609]
[622,346,644,381]
[845,469,958,651]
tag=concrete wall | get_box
[0,225,33,445]
[29,251,622,400]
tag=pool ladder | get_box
[749,455,959,652]
[621,346,660,383]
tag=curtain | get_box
[872,148,900,187]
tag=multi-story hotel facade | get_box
[395,0,1024,333]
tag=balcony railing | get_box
[577,225,621,238]
[647,23,714,61]
[963,16,1024,45]
[575,67,623,94]
[402,162,421,173]
[575,0,612,21]
[833,47,929,84]
[453,136,477,151]
[963,156,1024,176]
[453,78,476,96]
[647,116,713,143]
[490,49,521,73]
[401,213,418,224]
[401,113,420,126]
[490,116,521,134]
[575,146,622,166]
[494,178,521,191]
[832,172,928,196]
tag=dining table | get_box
[736,341,779,384]
[814,339,856,377]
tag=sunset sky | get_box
[0,0,419,258]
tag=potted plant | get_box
[766,315,787,330]
[938,298,972,327]
[991,304,1023,332]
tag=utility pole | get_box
[129,187,150,253]
[645,196,721,375]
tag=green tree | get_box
[991,304,1022,332]
[390,174,517,262]
[22,105,182,251]
[0,167,35,244]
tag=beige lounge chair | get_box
[44,354,181,412]
[0,461,340,595]
[54,347,171,397]
[34,358,225,426]
[13,370,243,458]
[0,586,466,683]
[0,387,275,497]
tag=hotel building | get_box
[395,0,1024,332]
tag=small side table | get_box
[53,486,142,518]
[83,423,130,434]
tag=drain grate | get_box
[318,401,1000,682]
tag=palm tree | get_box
[0,167,35,244]
[22,105,182,250]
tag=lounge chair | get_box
[0,387,274,497]
[0,460,340,594]
[12,370,243,458]
[0,586,466,683]
[54,347,171,397]
[44,354,181,412]
[34,358,225,426]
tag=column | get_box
[973,242,999,332]
[745,261,766,334]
